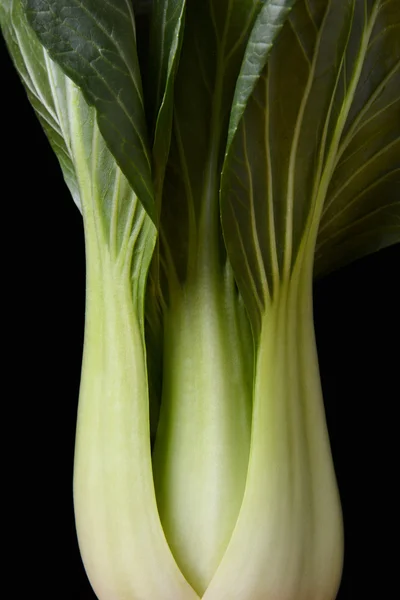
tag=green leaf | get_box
[23,0,156,222]
[226,0,297,154]
[314,0,400,276]
[221,0,400,337]
[1,0,157,320]
[1,0,81,210]
[149,0,186,197]
[159,0,262,287]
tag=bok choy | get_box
[1,1,399,599]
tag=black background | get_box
[2,32,398,600]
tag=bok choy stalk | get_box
[1,1,399,599]
[0,4,192,597]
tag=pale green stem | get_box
[70,82,198,599]
[152,35,253,594]
[73,234,199,600]
[152,270,252,596]
[203,252,343,600]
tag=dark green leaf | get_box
[159,0,262,289]
[315,0,400,276]
[1,0,81,209]
[1,0,156,324]
[221,0,400,336]
[226,0,297,154]
[149,0,186,200]
[23,0,156,222]
[143,2,187,437]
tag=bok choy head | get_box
[1,1,399,599]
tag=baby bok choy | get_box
[1,0,399,599]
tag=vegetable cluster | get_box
[1,1,399,599]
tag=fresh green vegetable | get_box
[1,1,399,599]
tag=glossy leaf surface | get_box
[24,0,156,220]
[221,0,400,336]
